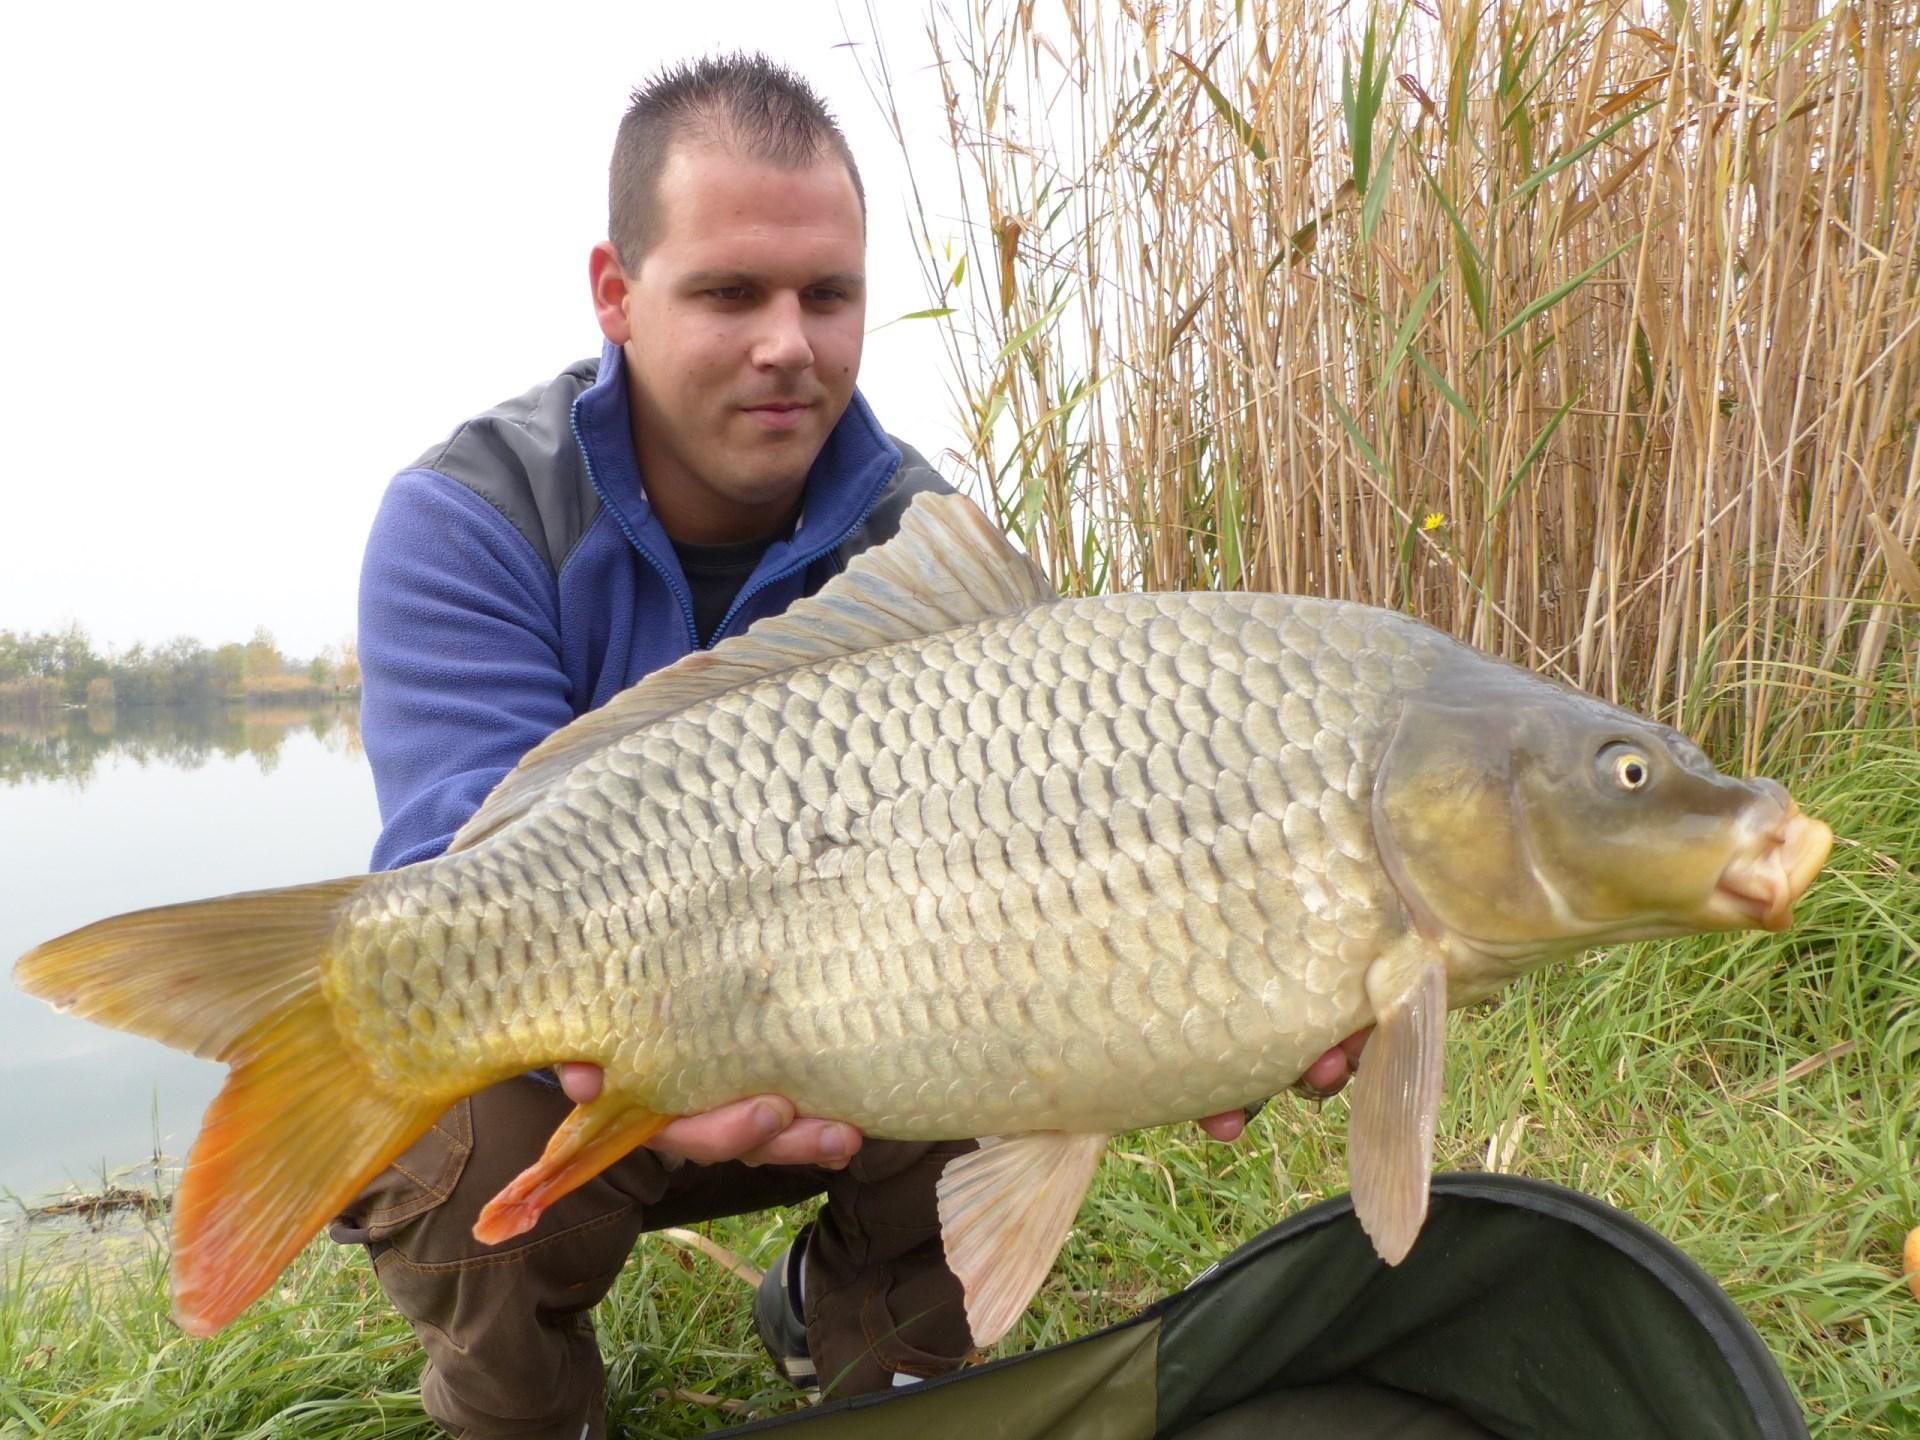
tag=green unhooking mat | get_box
[724,1173,1806,1440]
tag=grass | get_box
[4,714,1916,1435]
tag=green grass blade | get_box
[1492,385,1583,521]
[1489,232,1642,345]
[1343,52,1363,189]
[989,298,1070,370]
[1507,100,1660,204]
[871,306,956,333]
[1360,128,1399,244]
[1173,49,1267,162]
[1216,458,1244,591]
[1412,349,1478,427]
[1326,388,1395,485]
[0,1381,46,1435]
[1377,273,1444,397]
[1413,146,1489,330]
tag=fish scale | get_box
[327,591,1423,1135]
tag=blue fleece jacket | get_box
[358,343,945,872]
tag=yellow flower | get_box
[1422,511,1446,532]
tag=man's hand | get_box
[556,1027,1373,1162]
[555,1062,861,1170]
[1195,1028,1374,1143]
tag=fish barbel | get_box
[15,493,1832,1344]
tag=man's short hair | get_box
[609,51,867,269]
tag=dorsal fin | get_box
[446,491,1055,854]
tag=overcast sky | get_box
[1,2,969,660]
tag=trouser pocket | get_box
[328,1078,652,1438]
[328,1095,474,1247]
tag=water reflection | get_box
[1,710,379,1201]
[0,702,362,789]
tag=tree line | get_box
[0,623,359,715]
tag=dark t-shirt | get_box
[671,532,782,647]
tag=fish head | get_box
[1372,671,1832,961]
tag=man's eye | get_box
[706,287,750,302]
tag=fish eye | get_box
[1610,750,1652,792]
[1594,741,1656,794]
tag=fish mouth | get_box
[1709,803,1834,932]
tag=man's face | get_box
[592,143,867,544]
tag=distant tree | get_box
[308,655,332,688]
[0,624,102,697]
[53,622,99,673]
[45,624,106,703]
[155,635,216,705]
[243,626,285,688]
[213,642,247,699]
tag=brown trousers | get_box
[328,1076,975,1440]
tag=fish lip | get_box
[1710,803,1834,932]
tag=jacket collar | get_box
[571,340,902,578]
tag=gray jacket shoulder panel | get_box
[410,359,601,575]
[827,439,957,573]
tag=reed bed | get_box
[893,0,1919,767]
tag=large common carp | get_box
[15,493,1831,1345]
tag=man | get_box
[338,52,1366,1440]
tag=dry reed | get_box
[886,0,1920,765]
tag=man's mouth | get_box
[741,401,814,432]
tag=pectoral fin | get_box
[935,1131,1110,1347]
[473,1095,672,1244]
[1348,943,1448,1265]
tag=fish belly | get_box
[335,593,1435,1136]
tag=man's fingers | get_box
[556,1082,864,1170]
[557,1061,604,1104]
[1292,1028,1376,1099]
[1197,1111,1246,1143]
[642,1097,865,1170]
[735,1117,863,1170]
[1296,1047,1351,1097]
[648,1096,796,1165]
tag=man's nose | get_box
[752,293,814,370]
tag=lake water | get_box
[0,704,378,1202]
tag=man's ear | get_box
[589,241,633,346]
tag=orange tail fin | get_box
[14,880,450,1336]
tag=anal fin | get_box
[1348,941,1448,1265]
[935,1131,1109,1348]
[474,1095,673,1244]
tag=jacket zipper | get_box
[572,398,902,653]
[705,454,898,648]
[569,405,701,650]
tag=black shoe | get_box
[754,1225,817,1392]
